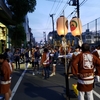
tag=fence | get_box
[82,17,100,46]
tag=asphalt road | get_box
[2,63,100,100]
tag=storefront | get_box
[0,0,15,53]
[0,23,7,53]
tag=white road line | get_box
[10,69,27,100]
[93,90,100,98]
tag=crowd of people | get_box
[0,43,100,100]
[0,46,60,100]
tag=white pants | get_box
[78,90,94,100]
[25,63,30,69]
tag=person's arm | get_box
[71,55,79,76]
[2,63,11,81]
[93,55,100,76]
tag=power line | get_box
[53,0,64,14]
[65,0,88,19]
[46,0,63,30]
[80,0,88,6]
[46,0,67,31]
[45,0,88,32]
[54,0,70,20]
[45,0,57,29]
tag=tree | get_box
[6,0,36,23]
[6,0,36,47]
[9,24,26,47]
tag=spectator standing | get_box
[71,43,100,100]
[92,44,100,82]
[3,48,9,60]
[33,47,41,75]
[7,49,13,63]
[20,47,25,63]
[50,48,59,77]
[71,47,81,60]
[3,48,13,63]
[41,48,50,79]
[24,48,30,70]
[31,48,35,74]
[14,48,20,69]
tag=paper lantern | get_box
[56,16,68,36]
[70,17,82,37]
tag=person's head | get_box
[15,48,19,52]
[44,48,48,53]
[75,46,80,52]
[54,47,58,52]
[0,54,6,63]
[36,47,39,50]
[5,48,10,52]
[82,43,90,52]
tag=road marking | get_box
[93,90,100,98]
[10,69,27,100]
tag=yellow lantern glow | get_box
[56,16,68,36]
[70,17,82,37]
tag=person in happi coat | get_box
[0,54,12,100]
[71,43,100,100]
[40,48,50,79]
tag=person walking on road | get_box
[71,43,100,100]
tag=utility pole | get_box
[50,14,55,45]
[76,0,79,18]
[43,32,46,45]
[50,14,55,32]
[69,0,80,18]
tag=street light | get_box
[49,36,52,40]
[49,36,53,44]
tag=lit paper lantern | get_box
[70,17,82,37]
[56,16,68,36]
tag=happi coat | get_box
[0,60,12,94]
[71,51,100,92]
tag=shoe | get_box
[50,72,55,77]
[53,72,55,75]
[32,72,35,75]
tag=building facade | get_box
[0,0,15,53]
